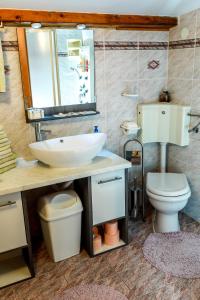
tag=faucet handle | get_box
[41,129,51,134]
[40,129,52,140]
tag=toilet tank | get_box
[137,103,191,146]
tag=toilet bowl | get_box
[146,172,191,233]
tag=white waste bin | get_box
[38,190,83,262]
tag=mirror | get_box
[24,28,95,109]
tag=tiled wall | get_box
[1,18,199,220]
[94,29,168,172]
[0,27,169,174]
[168,9,200,221]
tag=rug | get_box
[58,284,128,300]
[143,231,200,278]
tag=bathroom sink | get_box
[29,133,107,168]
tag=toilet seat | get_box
[146,189,191,202]
[147,172,190,197]
[146,173,191,232]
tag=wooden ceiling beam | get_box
[0,9,177,30]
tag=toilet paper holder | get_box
[123,138,145,221]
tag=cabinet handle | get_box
[98,177,122,184]
[0,201,16,208]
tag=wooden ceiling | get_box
[0,9,177,30]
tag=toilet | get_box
[137,103,191,232]
[146,172,191,232]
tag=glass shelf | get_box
[121,92,138,99]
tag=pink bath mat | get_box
[143,232,200,278]
[59,284,128,300]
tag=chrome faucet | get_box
[34,122,51,141]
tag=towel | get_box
[0,163,16,174]
[0,144,11,152]
[0,140,10,148]
[0,148,12,157]
[0,133,7,140]
[0,153,16,164]
[0,137,8,144]
[0,38,5,92]
[0,131,6,138]
[0,126,17,174]
[0,159,16,169]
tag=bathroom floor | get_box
[1,213,200,300]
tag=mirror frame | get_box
[17,28,97,121]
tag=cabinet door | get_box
[91,170,125,225]
[0,193,27,253]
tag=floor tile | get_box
[14,269,68,300]
[0,213,200,300]
[0,286,16,300]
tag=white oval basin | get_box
[29,133,107,168]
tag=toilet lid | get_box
[147,173,190,197]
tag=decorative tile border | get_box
[169,39,195,49]
[169,38,200,49]
[139,42,168,50]
[95,39,200,50]
[94,41,138,50]
[1,41,18,51]
[4,39,200,52]
[95,41,168,50]
[195,38,200,48]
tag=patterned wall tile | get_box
[168,48,195,79]
[138,78,167,103]
[169,10,197,41]
[104,30,139,42]
[93,29,105,41]
[138,31,169,42]
[94,51,106,116]
[168,8,200,221]
[167,78,193,105]
[191,79,200,110]
[195,8,200,39]
[139,49,168,79]
[193,47,200,79]
[105,50,138,81]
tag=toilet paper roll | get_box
[104,221,118,235]
[93,234,102,252]
[104,230,120,246]
[92,226,99,235]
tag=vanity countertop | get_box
[0,150,131,196]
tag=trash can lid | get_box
[38,190,83,221]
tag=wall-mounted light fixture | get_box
[31,23,42,29]
[76,24,86,30]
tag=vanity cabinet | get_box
[76,168,128,257]
[91,170,125,225]
[0,193,27,253]
[0,149,130,287]
[0,192,34,289]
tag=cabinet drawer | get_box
[0,193,27,253]
[91,170,125,225]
